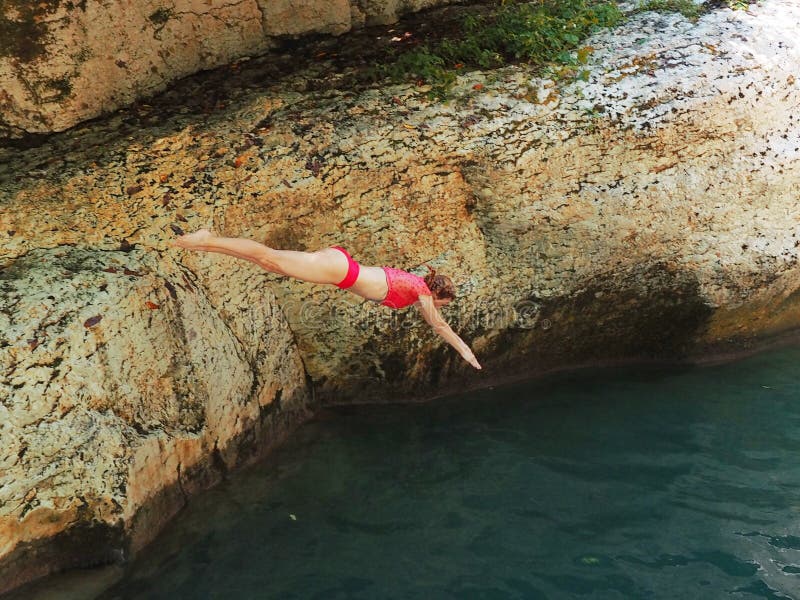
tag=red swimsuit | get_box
[380,267,431,309]
[331,246,360,289]
[331,247,431,309]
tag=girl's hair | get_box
[423,265,456,301]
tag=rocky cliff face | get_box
[2,0,800,593]
[0,0,464,137]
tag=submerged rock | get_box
[1,0,799,593]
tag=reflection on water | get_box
[11,347,800,599]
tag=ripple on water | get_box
[9,347,800,600]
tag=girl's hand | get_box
[463,350,482,370]
[416,296,481,369]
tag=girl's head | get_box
[424,265,456,305]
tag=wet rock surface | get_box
[1,0,800,593]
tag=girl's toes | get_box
[172,228,213,249]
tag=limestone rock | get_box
[260,0,353,36]
[356,0,458,25]
[0,0,270,137]
[0,248,310,592]
[1,0,800,593]
[0,0,464,137]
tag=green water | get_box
[22,348,800,598]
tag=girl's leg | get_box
[173,229,345,284]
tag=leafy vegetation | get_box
[378,0,623,97]
[376,0,756,97]
[725,0,753,9]
[636,0,702,20]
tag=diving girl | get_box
[172,229,482,369]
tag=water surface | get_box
[20,348,800,599]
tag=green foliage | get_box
[378,0,623,97]
[637,0,756,20]
[381,47,457,99]
[451,0,622,65]
[636,0,702,20]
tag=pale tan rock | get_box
[1,0,800,593]
[356,0,453,25]
[259,0,353,35]
[0,0,462,137]
[0,249,310,591]
[0,0,270,136]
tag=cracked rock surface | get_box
[0,0,465,137]
[1,0,800,593]
[0,247,310,592]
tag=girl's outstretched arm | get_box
[417,295,481,369]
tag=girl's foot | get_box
[172,228,215,249]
